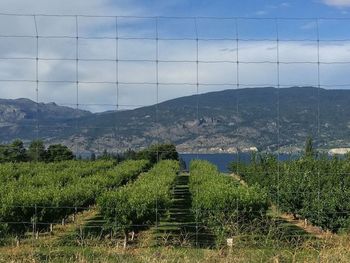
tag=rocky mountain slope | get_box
[1,87,350,153]
[0,98,91,142]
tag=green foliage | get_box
[9,140,28,162]
[0,145,11,163]
[98,149,114,161]
[28,140,46,162]
[0,160,149,236]
[98,160,179,235]
[304,137,315,158]
[189,160,268,246]
[235,153,350,232]
[0,141,178,165]
[46,144,74,162]
[0,140,28,163]
[122,148,137,160]
[136,144,178,164]
[90,152,96,161]
[0,140,75,163]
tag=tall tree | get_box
[28,140,46,162]
[90,152,96,161]
[304,136,314,158]
[46,144,74,162]
[9,139,27,162]
[99,149,113,160]
[0,144,10,163]
[136,143,178,164]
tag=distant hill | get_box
[1,87,350,153]
[0,98,91,142]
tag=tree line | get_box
[0,140,179,165]
[92,143,179,165]
[0,140,74,163]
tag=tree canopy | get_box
[0,140,74,163]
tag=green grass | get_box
[1,242,348,263]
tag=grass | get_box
[1,211,350,263]
[153,173,215,248]
[1,173,350,262]
[2,239,350,263]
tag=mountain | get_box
[1,87,350,153]
[0,98,91,142]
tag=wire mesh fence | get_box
[1,14,350,260]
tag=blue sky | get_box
[0,0,350,112]
[108,0,350,18]
[1,0,350,40]
[1,0,350,18]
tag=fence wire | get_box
[0,14,350,256]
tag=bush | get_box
[190,160,268,246]
[98,160,179,246]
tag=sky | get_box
[0,0,350,112]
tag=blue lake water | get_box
[179,153,299,172]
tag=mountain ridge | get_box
[0,86,349,153]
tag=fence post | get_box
[35,204,39,239]
[73,206,77,222]
[32,204,37,240]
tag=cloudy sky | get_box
[0,0,350,112]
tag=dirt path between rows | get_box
[272,206,332,239]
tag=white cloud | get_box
[0,12,350,112]
[0,0,143,16]
[280,2,291,8]
[268,2,291,9]
[300,21,317,30]
[322,0,350,8]
[255,10,268,16]
[253,2,291,17]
